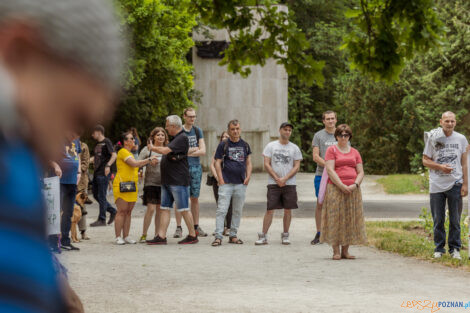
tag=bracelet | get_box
[105,165,110,168]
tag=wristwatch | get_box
[355,183,359,188]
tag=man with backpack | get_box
[211,120,252,246]
[173,107,208,238]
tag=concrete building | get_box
[193,29,288,171]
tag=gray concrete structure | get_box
[193,29,288,171]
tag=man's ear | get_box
[0,21,45,71]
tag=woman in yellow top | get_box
[113,131,157,245]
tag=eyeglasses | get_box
[338,134,350,138]
[186,115,197,118]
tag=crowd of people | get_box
[50,108,469,262]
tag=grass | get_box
[366,221,470,271]
[376,174,428,194]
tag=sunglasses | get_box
[338,134,350,138]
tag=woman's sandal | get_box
[211,238,222,247]
[341,254,356,259]
[229,237,243,244]
[332,254,341,260]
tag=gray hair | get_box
[166,115,182,127]
[0,0,126,89]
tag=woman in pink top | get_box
[320,124,367,260]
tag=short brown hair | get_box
[322,110,337,120]
[334,124,352,140]
[227,119,240,129]
[93,124,105,134]
[183,107,196,116]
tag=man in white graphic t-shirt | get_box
[423,111,468,260]
[255,122,303,245]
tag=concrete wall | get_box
[193,29,288,171]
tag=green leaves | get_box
[342,0,446,82]
[191,0,325,86]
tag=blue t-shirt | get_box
[0,137,65,313]
[60,139,81,184]
[183,126,203,167]
[214,138,251,184]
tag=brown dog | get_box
[71,192,86,243]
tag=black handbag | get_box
[118,174,136,193]
[206,174,216,186]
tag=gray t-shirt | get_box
[263,140,303,185]
[312,129,337,176]
[138,146,162,186]
[423,131,468,193]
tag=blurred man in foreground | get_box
[0,0,125,312]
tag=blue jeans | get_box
[60,184,76,246]
[160,185,190,212]
[92,175,116,221]
[215,184,247,240]
[430,183,462,253]
[189,164,203,198]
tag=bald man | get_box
[423,111,468,260]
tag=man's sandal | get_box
[211,238,222,247]
[229,237,243,244]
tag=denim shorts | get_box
[160,185,190,212]
[314,175,322,197]
[189,164,203,198]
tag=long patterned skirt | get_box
[320,184,368,246]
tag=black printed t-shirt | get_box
[214,138,251,184]
[161,130,190,186]
[93,138,114,176]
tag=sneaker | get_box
[178,235,199,245]
[451,250,461,260]
[255,232,268,245]
[61,243,80,251]
[139,235,147,243]
[90,219,106,227]
[196,226,208,237]
[433,251,443,259]
[311,232,321,245]
[146,235,167,245]
[124,237,136,244]
[107,212,116,225]
[85,198,93,205]
[173,227,183,238]
[281,232,290,245]
[115,237,125,245]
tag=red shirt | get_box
[325,145,362,185]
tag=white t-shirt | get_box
[423,131,468,193]
[263,140,303,185]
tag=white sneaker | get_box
[451,250,461,260]
[124,237,136,244]
[281,232,290,245]
[433,252,443,259]
[115,237,125,245]
[255,232,267,245]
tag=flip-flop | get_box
[211,238,222,247]
[341,254,356,259]
[332,254,341,260]
[229,237,243,244]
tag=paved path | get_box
[62,217,470,313]
[62,173,470,312]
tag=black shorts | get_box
[267,185,298,210]
[143,186,161,205]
